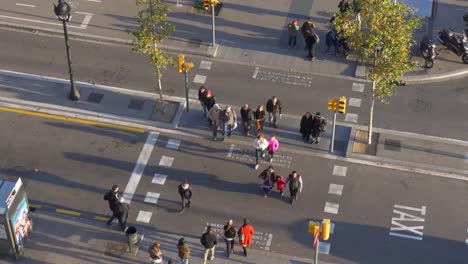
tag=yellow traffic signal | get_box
[210,0,219,6]
[327,98,337,111]
[338,96,347,114]
[178,54,185,73]
[183,62,195,72]
[203,0,211,8]
[308,221,320,235]
[321,219,331,240]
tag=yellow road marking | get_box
[56,209,81,217]
[29,204,41,209]
[0,106,145,133]
[94,216,109,222]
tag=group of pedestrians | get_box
[299,112,327,144]
[103,185,129,232]
[258,166,303,204]
[287,17,320,60]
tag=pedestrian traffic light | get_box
[327,98,337,111]
[321,219,331,241]
[203,0,211,8]
[178,54,185,73]
[183,62,195,72]
[308,221,320,235]
[338,96,347,114]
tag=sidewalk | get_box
[13,211,325,264]
[0,0,467,82]
[0,70,467,179]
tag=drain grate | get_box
[384,139,401,151]
[87,92,104,104]
[128,99,145,110]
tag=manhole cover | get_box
[128,99,145,110]
[384,139,401,151]
[87,92,104,104]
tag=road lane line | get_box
[152,173,167,185]
[0,106,145,133]
[348,98,362,107]
[80,15,92,29]
[344,113,358,123]
[324,202,339,214]
[136,210,152,223]
[0,15,84,29]
[159,155,174,167]
[75,12,94,16]
[199,61,212,70]
[166,139,181,150]
[16,3,35,7]
[144,192,160,204]
[122,132,159,204]
[56,209,81,217]
[252,67,260,79]
[94,216,109,222]
[87,0,102,2]
[352,82,365,92]
[328,184,344,195]
[193,75,207,84]
[332,165,347,176]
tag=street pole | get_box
[315,238,319,264]
[330,111,337,153]
[184,70,189,112]
[211,5,216,47]
[62,18,80,101]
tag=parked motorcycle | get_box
[419,38,437,68]
[436,15,468,64]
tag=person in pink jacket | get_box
[267,135,279,162]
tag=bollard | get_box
[125,226,138,252]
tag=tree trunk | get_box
[368,80,375,145]
[156,66,165,112]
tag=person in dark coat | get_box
[338,0,350,12]
[201,226,217,264]
[301,18,318,60]
[240,104,252,136]
[253,105,266,134]
[300,112,314,142]
[103,184,119,225]
[203,90,216,123]
[266,96,282,128]
[223,219,237,257]
[112,197,129,231]
[311,112,327,144]
[285,171,303,205]
[198,85,208,115]
[178,180,193,213]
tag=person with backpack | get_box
[178,180,192,213]
[103,184,119,226]
[288,19,300,48]
[221,105,237,139]
[238,218,255,257]
[266,96,282,128]
[301,18,319,61]
[240,104,252,136]
[267,135,280,162]
[311,112,327,144]
[200,226,217,264]
[285,171,303,204]
[198,85,208,115]
[300,112,314,143]
[253,105,266,134]
[223,219,237,257]
[253,133,269,170]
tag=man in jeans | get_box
[200,226,217,264]
[266,96,282,128]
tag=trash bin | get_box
[126,226,138,245]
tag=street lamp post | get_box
[54,0,80,101]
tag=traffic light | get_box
[327,98,337,111]
[338,96,347,114]
[308,221,320,235]
[178,54,185,73]
[183,62,195,72]
[321,219,331,241]
[203,0,211,8]
[210,0,219,6]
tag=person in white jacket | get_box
[253,133,269,170]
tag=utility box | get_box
[0,178,32,258]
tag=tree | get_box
[129,0,175,109]
[332,0,420,144]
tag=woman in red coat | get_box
[238,218,255,257]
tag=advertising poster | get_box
[10,198,31,248]
[0,223,6,240]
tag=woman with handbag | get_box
[253,105,266,134]
[223,219,237,257]
[238,218,255,257]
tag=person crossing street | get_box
[103,184,119,226]
[266,96,282,128]
[178,180,192,213]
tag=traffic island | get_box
[352,129,379,156]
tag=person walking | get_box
[253,133,269,170]
[258,166,276,197]
[287,19,300,48]
[253,105,266,134]
[203,90,216,122]
[311,112,327,144]
[338,0,350,12]
[240,104,252,136]
[238,218,254,257]
[301,18,318,61]
[275,174,286,196]
[266,96,282,128]
[209,104,222,141]
[103,184,119,226]
[112,197,128,231]
[177,238,190,264]
[178,180,192,213]
[220,105,237,139]
[200,226,217,264]
[149,242,164,264]
[223,219,236,257]
[267,135,279,162]
[285,171,303,204]
[198,85,208,115]
[300,112,314,142]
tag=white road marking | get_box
[348,98,362,107]
[318,241,330,254]
[122,132,159,204]
[394,204,427,215]
[324,202,339,214]
[265,233,273,251]
[332,165,347,176]
[87,0,102,2]
[389,204,426,240]
[136,210,152,223]
[159,155,174,167]
[389,232,423,240]
[144,192,160,204]
[352,82,365,92]
[152,173,167,185]
[0,15,84,29]
[206,222,273,251]
[75,12,94,16]
[252,67,260,79]
[199,61,212,70]
[193,75,207,84]
[344,113,358,123]
[328,183,344,195]
[16,3,35,7]
[227,144,235,158]
[166,139,181,150]
[79,14,93,29]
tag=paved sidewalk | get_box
[0,70,467,180]
[12,211,327,264]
